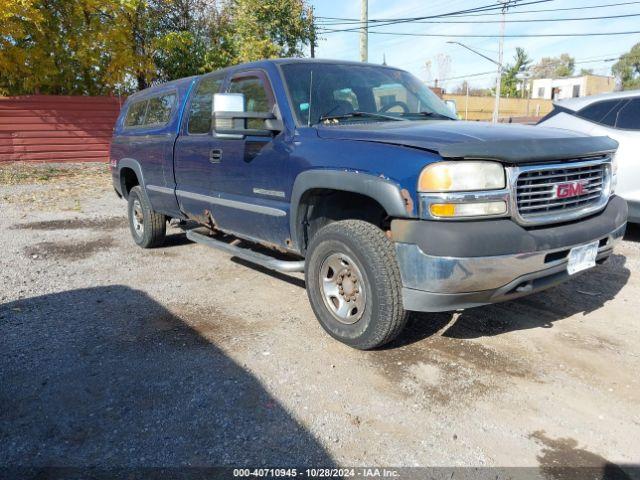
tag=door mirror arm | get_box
[213,111,283,137]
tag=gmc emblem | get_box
[555,180,588,199]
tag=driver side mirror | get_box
[212,93,283,137]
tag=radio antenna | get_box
[307,70,313,127]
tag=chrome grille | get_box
[514,158,610,225]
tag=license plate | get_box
[567,241,599,275]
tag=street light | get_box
[447,41,504,124]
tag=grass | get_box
[0,162,111,212]
[0,163,109,185]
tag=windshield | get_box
[280,62,457,125]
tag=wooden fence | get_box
[443,94,553,122]
[0,95,123,163]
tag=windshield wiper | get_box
[318,111,406,124]
[400,111,455,120]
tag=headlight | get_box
[418,161,506,192]
[430,201,507,218]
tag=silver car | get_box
[538,90,640,223]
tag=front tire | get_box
[305,220,408,350]
[127,186,166,248]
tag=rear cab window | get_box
[123,91,177,129]
[146,93,177,126]
[124,100,148,127]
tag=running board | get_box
[186,229,305,273]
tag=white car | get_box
[538,90,640,223]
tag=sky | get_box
[307,0,640,90]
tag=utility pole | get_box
[360,0,368,62]
[492,0,510,124]
[310,6,316,58]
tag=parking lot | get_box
[1,163,639,474]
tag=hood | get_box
[316,120,618,164]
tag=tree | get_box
[612,42,640,90]
[500,47,531,98]
[0,0,158,94]
[451,81,491,96]
[0,0,122,95]
[152,0,231,81]
[229,0,315,63]
[452,81,469,95]
[531,53,575,79]
[0,0,316,95]
[0,0,42,94]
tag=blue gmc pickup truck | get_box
[111,59,627,349]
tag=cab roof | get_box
[127,58,405,98]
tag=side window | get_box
[124,100,148,127]
[577,100,621,124]
[146,93,176,126]
[615,98,640,130]
[229,74,274,129]
[229,75,273,112]
[188,75,224,134]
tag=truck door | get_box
[173,69,291,248]
[173,73,226,224]
[209,69,291,246]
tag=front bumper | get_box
[392,196,628,312]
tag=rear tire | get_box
[305,220,408,350]
[127,186,166,248]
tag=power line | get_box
[575,57,621,65]
[439,71,497,82]
[318,29,640,38]
[318,0,555,33]
[316,2,528,23]
[317,12,640,27]
[575,52,624,62]
[316,1,640,24]
[438,0,640,17]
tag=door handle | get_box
[209,148,223,163]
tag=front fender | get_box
[289,169,414,250]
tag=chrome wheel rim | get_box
[132,199,144,237]
[319,252,366,324]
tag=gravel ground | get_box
[1,163,639,477]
